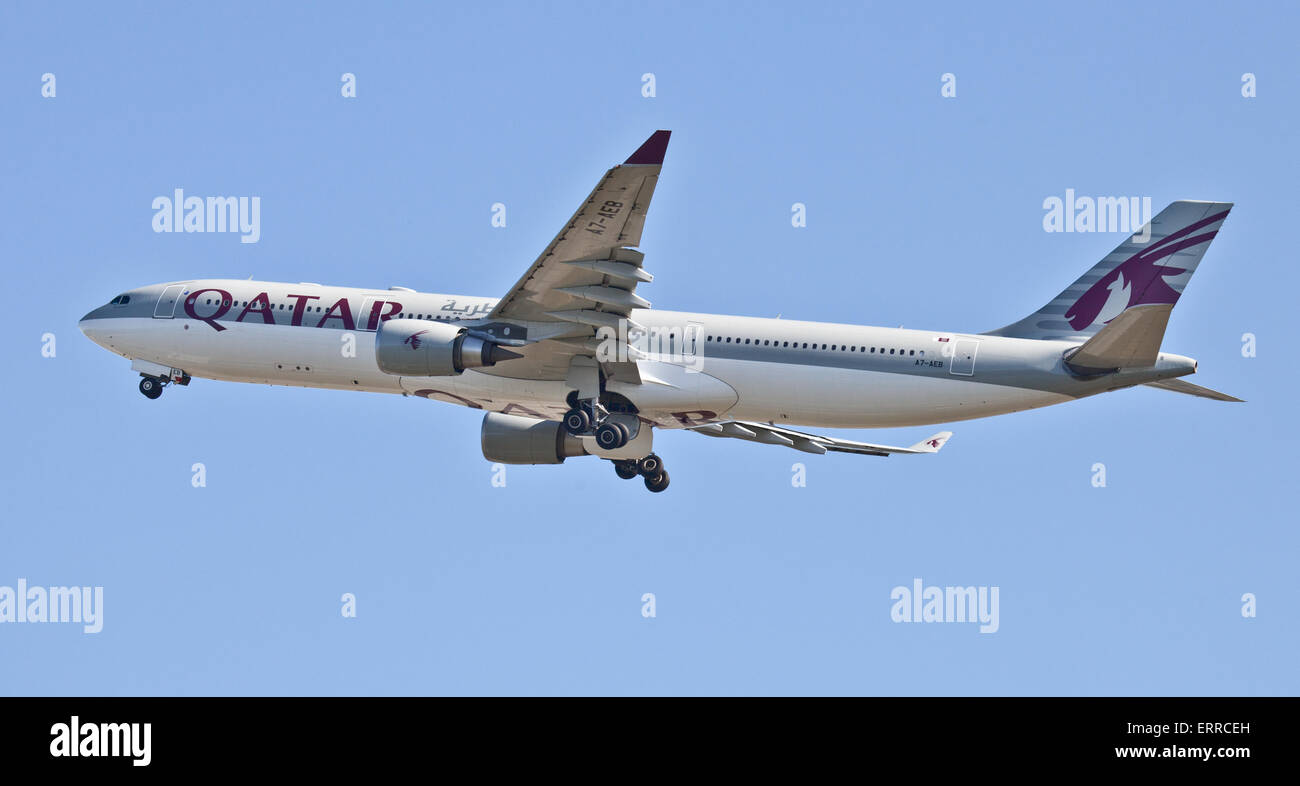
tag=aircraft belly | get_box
[606,361,739,421]
[97,318,403,392]
[395,362,739,426]
[399,372,572,420]
[710,358,1068,428]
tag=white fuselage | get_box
[79,279,1196,431]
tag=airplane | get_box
[79,130,1241,492]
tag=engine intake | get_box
[375,319,521,376]
[481,413,589,465]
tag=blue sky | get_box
[1,1,1294,695]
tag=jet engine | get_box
[375,319,521,376]
[481,412,589,464]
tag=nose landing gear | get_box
[138,376,164,399]
[137,369,190,400]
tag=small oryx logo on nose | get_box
[404,330,429,350]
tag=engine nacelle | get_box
[375,319,520,376]
[481,413,589,465]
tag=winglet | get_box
[908,432,953,453]
[624,130,671,165]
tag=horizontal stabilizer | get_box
[1144,378,1244,402]
[1064,304,1171,373]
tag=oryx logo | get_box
[404,330,430,350]
[49,716,151,767]
[1064,210,1227,330]
[926,439,941,448]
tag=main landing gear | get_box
[565,404,634,448]
[562,393,633,450]
[565,389,666,491]
[613,454,670,493]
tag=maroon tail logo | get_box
[404,330,430,350]
[1064,210,1227,331]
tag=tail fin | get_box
[985,200,1232,341]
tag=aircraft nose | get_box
[79,308,106,341]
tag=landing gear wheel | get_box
[563,408,591,435]
[613,460,639,480]
[595,421,628,449]
[636,454,662,478]
[139,376,163,400]
[644,470,670,493]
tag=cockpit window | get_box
[110,294,131,305]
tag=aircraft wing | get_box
[688,421,953,457]
[478,131,670,383]
[488,130,668,328]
